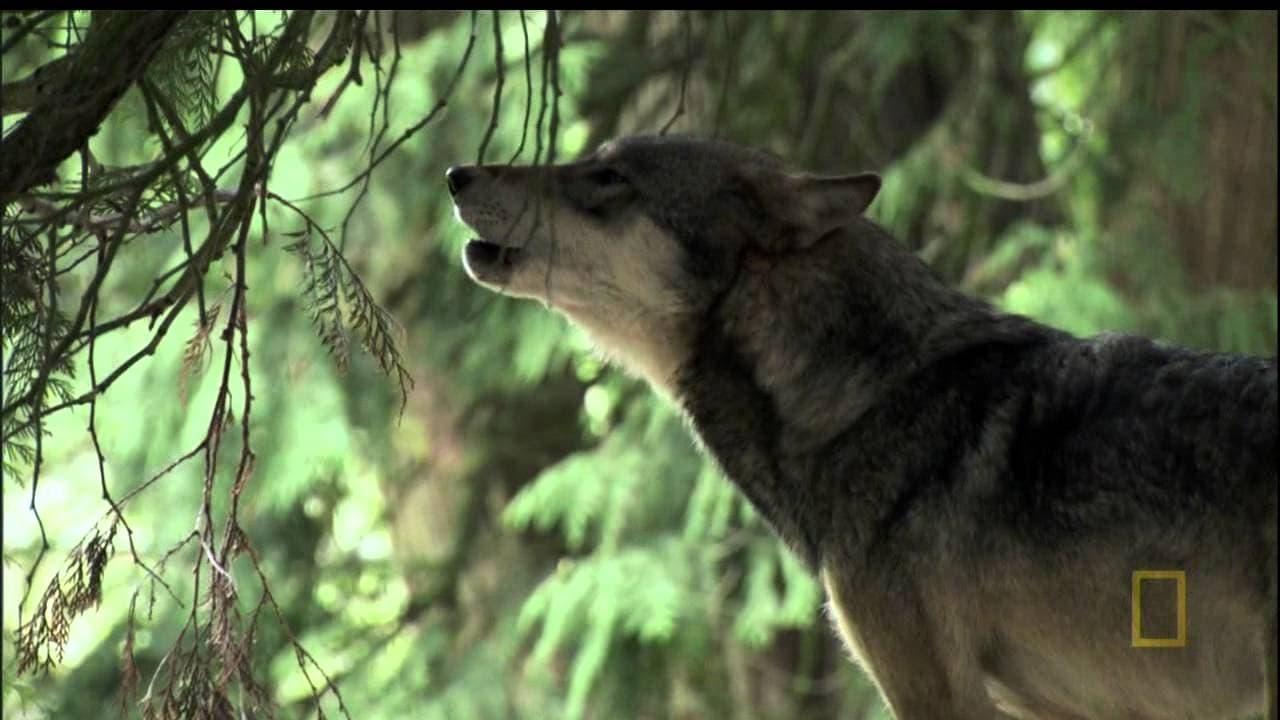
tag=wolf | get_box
[446,135,1278,720]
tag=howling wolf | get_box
[447,135,1277,720]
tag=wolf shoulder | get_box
[1029,331,1276,451]
[1003,330,1277,514]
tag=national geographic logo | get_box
[1131,570,1186,648]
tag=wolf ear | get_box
[751,171,881,251]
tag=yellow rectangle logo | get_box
[1131,570,1186,648]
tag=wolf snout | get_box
[445,165,477,196]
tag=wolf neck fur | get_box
[673,219,1015,567]
[734,224,991,444]
[564,305,694,398]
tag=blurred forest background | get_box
[1,10,1276,720]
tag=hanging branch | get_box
[545,10,562,163]
[510,10,534,164]
[477,10,505,164]
[661,11,693,135]
[4,11,375,720]
[1,11,189,198]
[298,10,479,203]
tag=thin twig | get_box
[0,10,63,55]
[510,10,533,164]
[477,10,505,164]
[661,11,693,135]
[711,12,736,139]
[957,124,1093,202]
[86,231,171,604]
[8,189,241,236]
[545,10,562,163]
[297,11,479,203]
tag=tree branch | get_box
[11,189,240,236]
[0,56,73,117]
[0,11,189,199]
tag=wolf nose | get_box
[446,166,476,196]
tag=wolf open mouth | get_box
[463,238,523,281]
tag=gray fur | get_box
[448,135,1278,719]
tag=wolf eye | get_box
[573,167,634,219]
[588,168,628,187]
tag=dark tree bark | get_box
[0,11,187,199]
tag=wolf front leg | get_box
[1268,608,1277,720]
[1269,536,1278,720]
[821,568,992,719]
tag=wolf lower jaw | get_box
[462,238,523,284]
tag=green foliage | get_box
[998,223,1135,336]
[516,542,690,718]
[506,400,827,716]
[144,11,221,128]
[284,224,412,407]
[733,540,821,649]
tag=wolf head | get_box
[448,135,880,390]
